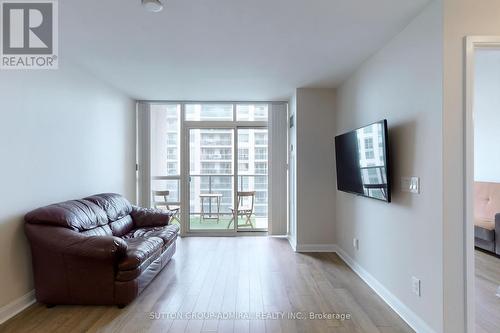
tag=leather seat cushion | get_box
[118,237,163,271]
[109,215,134,237]
[116,241,175,282]
[80,224,113,237]
[123,224,179,247]
[474,219,495,242]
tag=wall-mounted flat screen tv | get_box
[335,120,391,202]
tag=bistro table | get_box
[199,193,223,222]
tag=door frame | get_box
[183,124,270,235]
[180,101,269,235]
[183,125,237,235]
[464,36,500,333]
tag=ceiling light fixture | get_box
[142,0,164,12]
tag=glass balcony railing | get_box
[189,173,268,230]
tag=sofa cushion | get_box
[474,182,500,222]
[118,237,163,271]
[131,206,172,228]
[123,224,179,247]
[123,224,179,245]
[474,219,495,241]
[116,251,161,282]
[25,199,108,232]
[109,215,134,237]
[84,193,132,222]
[80,225,113,237]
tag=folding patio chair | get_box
[227,191,255,229]
[152,190,180,224]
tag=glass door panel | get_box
[236,128,268,230]
[189,129,234,231]
[150,104,181,226]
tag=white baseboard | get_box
[0,290,36,325]
[335,247,436,333]
[295,243,338,252]
[287,235,297,251]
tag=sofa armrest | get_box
[131,206,173,228]
[25,223,128,305]
[25,224,127,262]
[495,213,500,255]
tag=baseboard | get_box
[335,246,436,333]
[295,243,338,252]
[287,235,297,251]
[0,290,36,325]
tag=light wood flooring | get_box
[1,237,413,333]
[475,249,500,333]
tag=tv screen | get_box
[335,120,391,202]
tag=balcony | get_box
[189,174,268,230]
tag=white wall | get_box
[474,49,500,183]
[335,2,443,332]
[443,1,500,332]
[0,62,136,310]
[295,88,336,248]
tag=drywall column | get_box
[294,88,336,250]
[269,102,289,235]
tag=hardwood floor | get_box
[475,249,500,333]
[1,237,413,333]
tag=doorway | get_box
[186,127,269,232]
[465,37,500,333]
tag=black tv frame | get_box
[334,119,391,203]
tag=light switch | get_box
[401,177,420,194]
[412,276,421,297]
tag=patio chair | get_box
[152,190,180,224]
[227,191,256,229]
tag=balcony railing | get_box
[189,173,268,216]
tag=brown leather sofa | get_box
[474,182,500,255]
[24,193,179,307]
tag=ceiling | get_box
[61,0,431,101]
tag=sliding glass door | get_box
[236,128,268,231]
[188,128,235,231]
[186,127,269,232]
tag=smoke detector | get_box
[142,0,164,12]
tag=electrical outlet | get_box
[353,238,359,250]
[412,277,421,297]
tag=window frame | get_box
[138,100,286,236]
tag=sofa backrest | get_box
[474,181,500,222]
[84,193,134,237]
[25,199,109,232]
[25,193,134,237]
